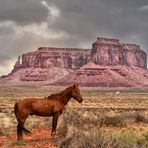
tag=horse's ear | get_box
[73,84,76,88]
[73,83,79,88]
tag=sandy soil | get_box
[0,129,56,148]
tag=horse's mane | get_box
[47,86,72,100]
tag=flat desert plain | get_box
[0,83,148,148]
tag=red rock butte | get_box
[1,37,148,87]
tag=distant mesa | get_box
[91,37,146,68]
[1,37,148,87]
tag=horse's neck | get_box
[58,88,72,105]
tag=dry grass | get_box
[0,84,148,147]
[54,109,148,148]
[135,112,148,123]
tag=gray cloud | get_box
[0,0,148,75]
[138,4,148,11]
[0,0,48,24]
[43,0,148,53]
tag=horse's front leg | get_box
[51,112,60,137]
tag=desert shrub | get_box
[59,109,101,132]
[135,112,147,123]
[112,127,148,148]
[99,115,126,127]
[55,111,100,147]
[143,132,148,141]
[52,109,148,148]
[56,126,120,148]
[59,130,98,148]
[54,108,148,148]
[56,125,148,148]
[55,111,122,148]
[57,119,68,139]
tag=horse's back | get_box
[15,98,34,108]
[14,98,37,116]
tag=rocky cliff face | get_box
[1,37,148,87]
[91,37,147,68]
[13,37,147,72]
[14,47,90,71]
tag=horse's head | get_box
[71,84,83,103]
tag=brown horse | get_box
[14,84,83,141]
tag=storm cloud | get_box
[0,0,148,75]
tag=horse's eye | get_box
[75,90,78,93]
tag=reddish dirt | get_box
[0,128,57,148]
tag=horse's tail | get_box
[14,102,31,134]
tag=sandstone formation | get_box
[14,47,90,70]
[12,37,147,71]
[91,38,147,68]
[1,37,148,87]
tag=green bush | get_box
[112,128,148,148]
[99,115,126,127]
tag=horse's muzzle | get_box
[79,98,83,103]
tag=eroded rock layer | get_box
[91,37,147,68]
[1,37,148,87]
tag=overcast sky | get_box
[0,0,148,76]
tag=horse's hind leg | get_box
[17,124,23,141]
[16,115,29,140]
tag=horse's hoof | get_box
[51,133,56,138]
[17,137,23,141]
[51,135,56,138]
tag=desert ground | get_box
[0,82,148,148]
